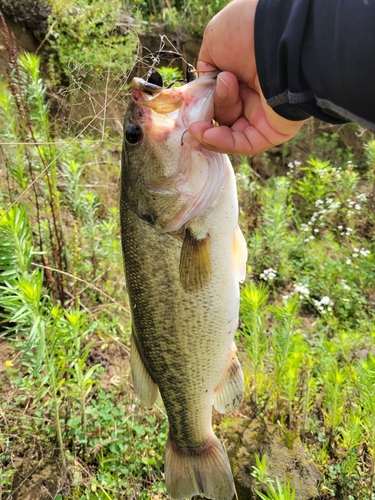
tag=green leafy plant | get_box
[48,0,137,84]
[255,477,296,500]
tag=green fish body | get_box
[120,73,247,500]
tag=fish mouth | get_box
[133,77,163,96]
[132,77,182,114]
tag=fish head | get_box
[122,72,224,232]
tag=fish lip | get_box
[132,77,163,96]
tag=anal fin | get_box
[179,227,212,293]
[130,333,159,407]
[214,344,244,413]
[165,433,234,500]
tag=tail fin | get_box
[165,433,234,500]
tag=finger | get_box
[214,72,243,126]
[197,60,217,74]
[197,37,217,74]
[189,122,274,155]
[201,125,275,155]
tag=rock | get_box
[0,0,51,36]
[222,417,321,500]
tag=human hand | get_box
[188,0,307,155]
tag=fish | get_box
[120,71,247,500]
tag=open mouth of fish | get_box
[131,77,183,114]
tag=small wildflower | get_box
[356,193,367,202]
[346,258,352,265]
[320,296,331,305]
[260,268,277,281]
[314,296,333,314]
[354,204,361,210]
[293,284,310,297]
[360,248,370,257]
[314,228,320,233]
[5,360,12,368]
[338,225,343,230]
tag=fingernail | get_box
[216,74,229,98]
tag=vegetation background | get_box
[0,1,374,499]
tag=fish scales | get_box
[120,72,247,499]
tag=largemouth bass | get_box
[120,72,247,500]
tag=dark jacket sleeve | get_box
[254,0,375,131]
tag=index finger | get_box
[196,39,217,74]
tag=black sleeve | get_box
[254,0,375,131]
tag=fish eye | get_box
[125,124,142,145]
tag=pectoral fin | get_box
[179,228,212,293]
[233,225,248,283]
[130,333,159,407]
[214,344,244,413]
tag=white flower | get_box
[315,200,324,207]
[338,225,343,230]
[346,259,352,265]
[314,229,320,233]
[260,268,277,281]
[287,160,302,169]
[293,284,310,297]
[314,296,333,313]
[320,296,331,305]
[354,204,361,210]
[360,248,370,257]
